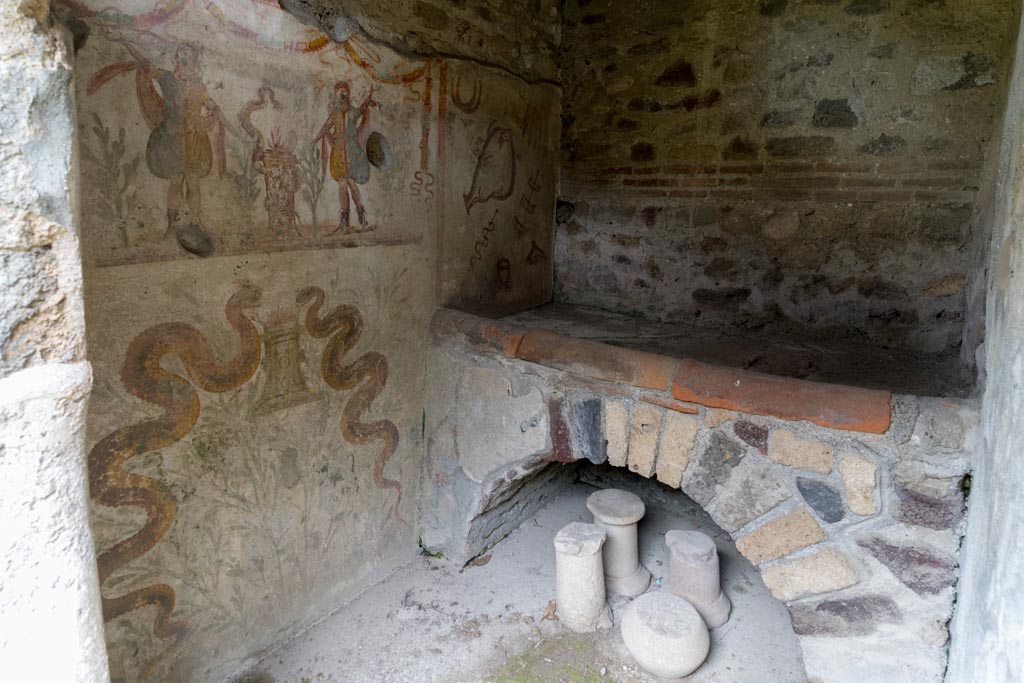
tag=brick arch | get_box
[424,309,975,683]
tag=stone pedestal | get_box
[586,488,651,596]
[554,522,613,632]
[621,591,710,679]
[665,530,731,628]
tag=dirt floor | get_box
[247,473,807,683]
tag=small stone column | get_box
[586,489,651,597]
[554,522,613,632]
[665,530,731,628]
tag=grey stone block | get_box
[789,594,902,636]
[797,477,846,524]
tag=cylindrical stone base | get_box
[586,489,651,597]
[621,591,710,679]
[665,530,732,628]
[554,522,613,632]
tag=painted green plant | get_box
[230,139,262,221]
[80,112,139,245]
[300,143,326,243]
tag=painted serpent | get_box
[297,285,403,520]
[87,283,262,647]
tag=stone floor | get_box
[248,473,806,683]
[503,303,973,397]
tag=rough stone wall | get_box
[0,3,109,681]
[557,0,1018,362]
[425,309,977,683]
[281,0,560,83]
[946,7,1024,682]
[55,1,559,680]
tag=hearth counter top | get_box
[501,303,972,399]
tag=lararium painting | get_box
[64,0,432,267]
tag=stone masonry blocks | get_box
[570,397,606,464]
[655,410,699,487]
[840,453,880,516]
[627,402,663,478]
[603,399,630,467]
[429,310,980,683]
[682,430,793,533]
[769,428,834,473]
[735,507,827,565]
[455,367,549,483]
[761,548,859,601]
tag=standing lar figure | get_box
[313,82,377,235]
[90,41,234,255]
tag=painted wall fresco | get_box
[67,0,433,266]
[60,1,560,681]
[440,59,560,315]
[84,253,425,682]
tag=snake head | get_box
[296,285,324,307]
[233,280,262,309]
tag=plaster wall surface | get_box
[0,2,109,681]
[55,1,559,680]
[947,6,1024,681]
[557,0,1018,366]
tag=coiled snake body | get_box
[298,286,403,519]
[87,283,262,652]
[88,283,402,675]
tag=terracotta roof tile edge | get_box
[431,308,525,358]
[433,309,892,435]
[516,329,679,391]
[671,358,892,434]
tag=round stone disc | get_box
[586,488,645,525]
[621,592,710,679]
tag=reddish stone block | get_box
[840,177,893,187]
[926,159,981,173]
[666,164,701,175]
[815,190,859,203]
[733,420,769,455]
[755,175,839,189]
[763,188,813,201]
[671,359,891,434]
[875,160,921,175]
[708,189,754,200]
[548,399,576,463]
[858,189,915,202]
[623,178,676,187]
[815,161,876,173]
[900,177,969,188]
[768,161,815,173]
[914,190,976,203]
[517,330,679,391]
[678,176,718,187]
[719,163,765,174]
